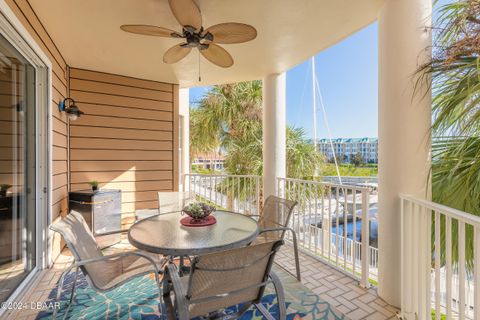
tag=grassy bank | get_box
[320,163,378,177]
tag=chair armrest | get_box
[68,251,162,276]
[259,226,294,235]
[163,263,190,320]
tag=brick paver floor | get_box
[8,242,399,320]
[276,244,399,320]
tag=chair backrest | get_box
[186,240,283,318]
[158,191,193,214]
[258,195,297,239]
[49,211,111,289]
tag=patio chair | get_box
[158,191,194,214]
[134,191,193,221]
[50,210,164,320]
[162,240,286,320]
[254,195,300,281]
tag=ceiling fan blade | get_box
[200,43,234,68]
[120,25,177,37]
[163,44,192,64]
[205,23,257,44]
[168,0,202,31]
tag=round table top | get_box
[128,210,259,256]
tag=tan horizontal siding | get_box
[70,180,173,193]
[70,68,173,92]
[70,160,173,172]
[121,190,160,203]
[73,115,173,131]
[70,79,173,102]
[70,150,172,161]
[70,170,172,184]
[70,125,172,141]
[52,160,67,175]
[70,138,172,151]
[76,103,173,121]
[71,90,172,112]
[69,68,178,226]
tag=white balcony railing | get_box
[400,194,480,320]
[277,177,375,287]
[184,174,378,287]
[183,174,261,215]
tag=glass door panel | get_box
[0,33,36,303]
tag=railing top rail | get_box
[277,177,370,192]
[400,193,480,226]
[185,173,260,178]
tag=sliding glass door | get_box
[0,32,37,303]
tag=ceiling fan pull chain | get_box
[198,50,202,82]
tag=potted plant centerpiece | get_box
[0,184,11,197]
[88,180,99,192]
[181,202,216,226]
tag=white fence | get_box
[184,174,379,287]
[277,177,375,287]
[183,174,261,215]
[401,194,480,320]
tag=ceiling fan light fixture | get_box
[120,0,257,68]
[203,32,214,42]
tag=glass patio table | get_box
[128,210,259,257]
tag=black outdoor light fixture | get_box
[58,98,84,121]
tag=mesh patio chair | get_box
[158,191,194,214]
[50,210,164,320]
[254,195,300,281]
[162,240,286,320]
[133,191,193,221]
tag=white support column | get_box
[378,0,432,307]
[179,88,190,190]
[263,73,286,199]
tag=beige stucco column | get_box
[377,0,432,307]
[263,73,286,199]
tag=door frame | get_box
[0,0,52,310]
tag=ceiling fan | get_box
[120,0,257,68]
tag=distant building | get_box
[192,152,226,171]
[317,138,378,164]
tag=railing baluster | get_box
[401,197,405,317]
[413,203,420,316]
[343,187,347,271]
[446,216,452,320]
[435,211,441,320]
[308,182,313,251]
[360,189,370,287]
[256,176,260,215]
[328,188,332,262]
[459,221,466,320]
[420,207,432,320]
[474,225,480,320]
[314,182,319,255]
[352,188,357,277]
[335,187,340,267]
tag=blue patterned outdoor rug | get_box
[36,266,345,320]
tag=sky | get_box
[189,22,378,139]
[189,1,447,140]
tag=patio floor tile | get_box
[7,238,399,320]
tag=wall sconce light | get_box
[58,98,84,121]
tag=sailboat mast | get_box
[311,57,317,149]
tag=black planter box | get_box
[69,189,122,248]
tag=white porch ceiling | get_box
[29,0,383,88]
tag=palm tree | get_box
[418,0,480,270]
[190,81,323,179]
[190,81,324,209]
